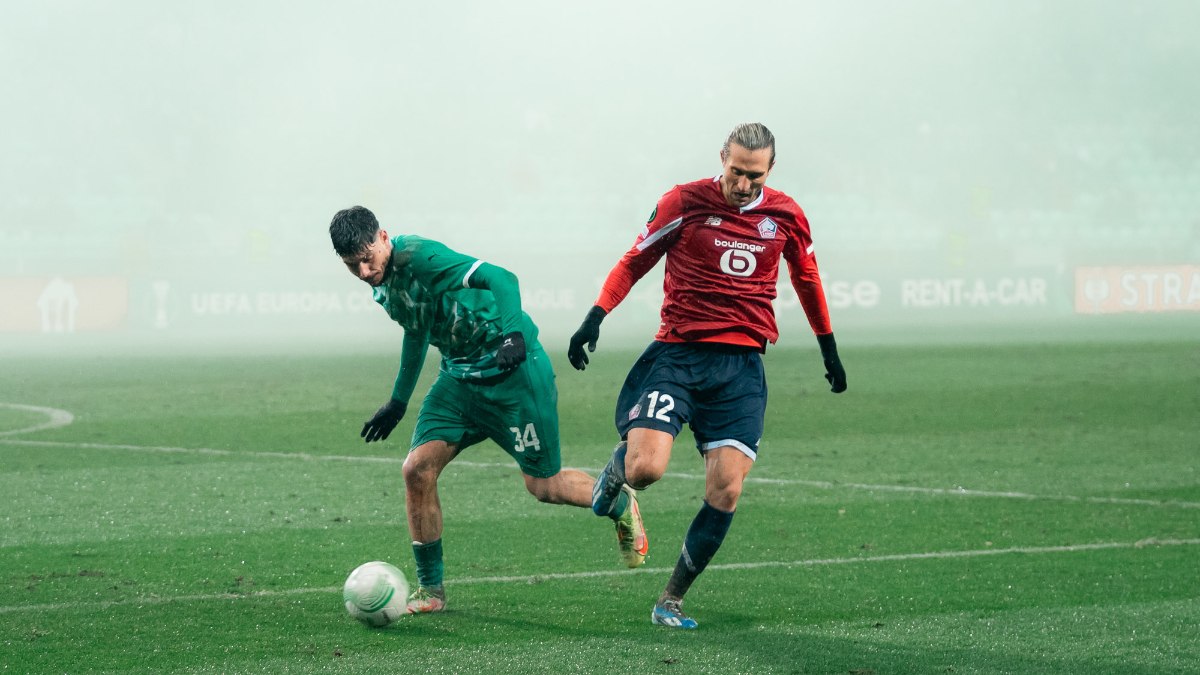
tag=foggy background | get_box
[2,0,1198,354]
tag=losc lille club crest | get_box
[756,217,778,239]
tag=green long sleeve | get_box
[390,330,430,403]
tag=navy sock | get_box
[665,501,735,599]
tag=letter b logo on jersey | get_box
[720,249,757,277]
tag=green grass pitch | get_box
[1,339,1198,673]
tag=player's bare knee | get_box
[705,482,743,511]
[402,454,436,490]
[523,476,558,503]
[533,490,558,504]
[625,455,666,489]
[527,483,555,503]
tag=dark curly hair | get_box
[329,206,380,257]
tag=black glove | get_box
[495,331,527,370]
[816,332,847,394]
[568,305,607,370]
[361,398,407,443]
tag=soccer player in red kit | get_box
[567,122,847,629]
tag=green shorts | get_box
[410,345,562,478]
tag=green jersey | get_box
[373,235,538,389]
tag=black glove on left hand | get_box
[816,332,848,393]
[568,306,607,371]
[495,331,527,370]
[361,398,407,443]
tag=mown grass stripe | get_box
[3,537,1196,616]
[4,437,1198,510]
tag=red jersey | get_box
[595,177,832,348]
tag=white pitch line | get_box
[693,474,1200,510]
[0,437,512,470]
[2,538,1197,616]
[0,404,74,437]
[3,436,1200,510]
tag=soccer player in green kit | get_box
[329,205,647,614]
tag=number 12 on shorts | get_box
[644,390,675,423]
[509,423,541,453]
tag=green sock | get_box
[609,488,631,521]
[412,539,444,589]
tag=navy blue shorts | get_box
[614,341,767,460]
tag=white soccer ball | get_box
[343,560,410,627]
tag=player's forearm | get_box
[469,262,524,334]
[595,264,635,312]
[795,281,833,335]
[787,252,833,335]
[391,333,430,403]
[595,248,658,312]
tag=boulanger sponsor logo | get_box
[713,238,766,253]
[720,249,756,277]
[714,238,765,277]
[1075,265,1200,314]
[901,277,1047,308]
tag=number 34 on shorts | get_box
[509,423,542,453]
